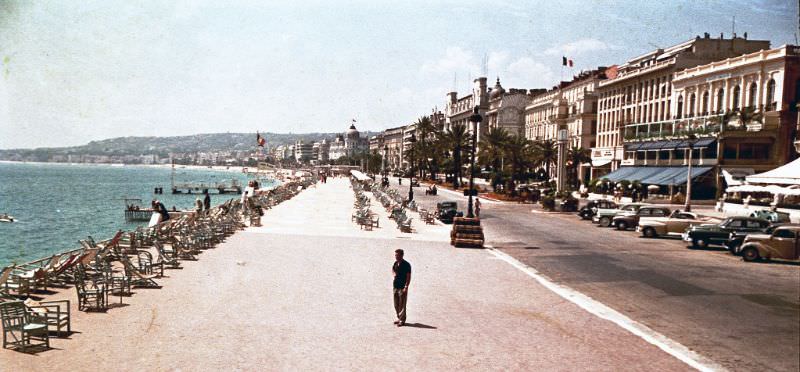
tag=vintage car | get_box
[436,201,463,224]
[592,203,650,227]
[636,211,718,238]
[612,206,672,230]
[682,216,771,249]
[749,209,791,223]
[577,200,617,220]
[739,225,800,262]
[725,224,792,255]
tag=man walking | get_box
[203,191,211,212]
[392,249,411,327]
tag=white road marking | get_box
[486,246,726,372]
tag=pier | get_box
[171,179,242,194]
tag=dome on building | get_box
[490,77,505,99]
[346,124,360,139]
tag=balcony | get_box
[623,111,776,142]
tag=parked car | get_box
[682,216,771,249]
[637,212,718,238]
[749,209,791,223]
[725,224,793,255]
[739,225,800,262]
[577,200,617,220]
[612,206,671,230]
[436,201,463,224]
[592,203,650,227]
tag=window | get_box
[746,220,763,229]
[646,151,657,160]
[723,143,737,159]
[677,96,684,118]
[765,79,776,110]
[659,150,670,160]
[701,91,709,115]
[732,85,741,111]
[726,219,744,228]
[674,149,685,159]
[639,209,652,216]
[636,151,646,160]
[738,143,769,160]
[773,229,797,239]
[748,83,757,108]
[688,93,696,117]
[651,209,668,217]
[717,88,725,113]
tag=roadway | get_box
[391,178,800,372]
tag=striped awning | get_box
[601,166,713,186]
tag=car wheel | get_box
[643,227,657,238]
[599,216,611,227]
[742,247,760,262]
[691,238,708,249]
[616,221,628,230]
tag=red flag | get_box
[256,132,266,147]
[568,59,573,67]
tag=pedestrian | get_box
[203,191,211,211]
[152,199,170,222]
[195,197,203,214]
[392,249,411,327]
[475,197,481,218]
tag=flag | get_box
[256,132,266,147]
[568,59,574,67]
[562,56,567,66]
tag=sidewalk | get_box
[2,178,689,371]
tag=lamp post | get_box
[382,144,388,177]
[467,106,481,218]
[556,129,568,193]
[408,133,416,202]
[684,134,698,212]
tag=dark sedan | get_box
[683,216,771,249]
[436,201,463,224]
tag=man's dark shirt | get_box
[393,259,411,289]
[204,194,211,210]
[157,202,170,221]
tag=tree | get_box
[531,139,557,180]
[414,116,437,178]
[478,127,510,191]
[566,146,591,187]
[737,106,763,126]
[441,123,470,188]
[504,135,534,194]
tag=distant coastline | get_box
[0,160,247,174]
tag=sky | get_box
[0,0,797,149]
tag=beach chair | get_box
[1,301,49,352]
[74,268,107,312]
[154,241,181,269]
[137,251,164,277]
[121,257,160,288]
[0,266,15,299]
[23,299,70,337]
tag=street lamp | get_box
[467,106,481,218]
[408,133,416,202]
[684,134,698,212]
[383,144,388,177]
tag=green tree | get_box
[504,135,534,194]
[414,116,437,178]
[478,127,510,191]
[737,106,763,126]
[566,146,591,187]
[531,139,558,180]
[442,123,470,188]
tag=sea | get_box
[0,162,270,267]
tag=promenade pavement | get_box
[2,177,689,371]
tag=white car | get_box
[637,212,720,238]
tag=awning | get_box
[591,159,611,167]
[350,170,371,182]
[625,142,644,151]
[639,141,664,150]
[746,158,800,185]
[727,184,800,196]
[601,166,713,186]
[676,138,716,150]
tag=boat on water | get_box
[0,213,15,223]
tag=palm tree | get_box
[478,127,510,191]
[414,116,436,178]
[504,135,534,194]
[442,123,470,188]
[708,110,736,131]
[566,146,591,187]
[531,139,558,180]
